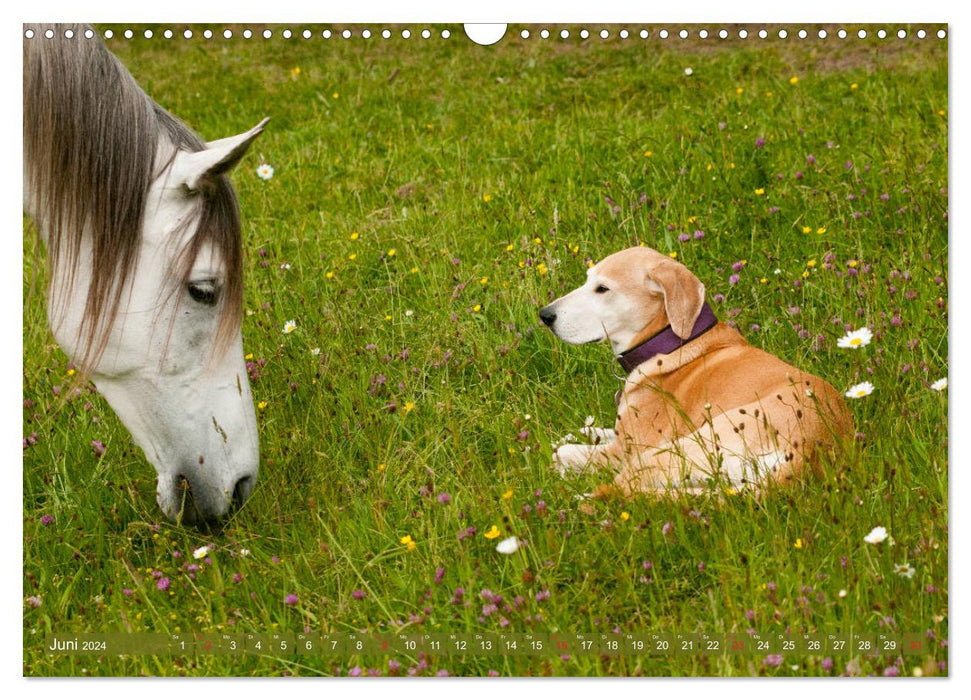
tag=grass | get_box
[23,24,948,677]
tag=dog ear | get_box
[646,256,706,339]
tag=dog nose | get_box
[539,306,557,327]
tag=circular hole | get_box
[223,30,233,39]
[303,30,311,39]
[738,29,747,39]
[363,29,372,39]
[718,29,728,39]
[679,29,688,39]
[838,29,847,39]
[103,29,113,39]
[185,29,194,39]
[382,29,391,39]
[560,29,569,39]
[142,29,152,39]
[282,29,291,39]
[818,29,827,39]
[124,30,133,39]
[442,29,451,39]
[581,29,590,39]
[858,29,867,39]
[521,29,530,39]
[877,29,886,39]
[937,29,946,39]
[65,29,75,39]
[402,29,411,39]
[85,29,94,39]
[620,29,629,39]
[897,29,906,39]
[203,30,213,39]
[640,29,649,39]
[342,29,351,39]
[164,29,174,39]
[262,29,271,39]
[421,29,430,39]
[699,29,707,39]
[600,29,608,39]
[798,29,807,39]
[779,29,788,38]
[322,30,332,39]
[24,29,34,39]
[917,29,926,39]
[758,29,767,39]
[659,29,669,39]
[541,29,550,39]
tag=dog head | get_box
[539,246,706,354]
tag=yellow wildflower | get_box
[483,193,492,202]
[754,188,765,196]
[403,401,415,413]
[502,488,513,500]
[816,227,827,234]
[802,226,813,234]
[789,76,799,85]
[473,304,482,312]
[644,150,653,157]
[484,525,501,540]
[350,232,359,240]
[399,534,416,552]
[807,259,817,268]
[387,248,396,257]
[257,401,268,410]
[669,252,678,259]
[794,538,804,549]
[850,83,858,90]
[620,511,630,521]
[537,263,548,276]
[505,243,515,251]
[736,87,744,95]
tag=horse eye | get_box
[595,285,610,294]
[187,281,219,306]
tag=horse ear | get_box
[644,254,706,339]
[179,118,270,192]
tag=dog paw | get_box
[580,426,616,445]
[552,443,593,476]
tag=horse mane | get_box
[23,24,243,373]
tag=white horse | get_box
[24,25,265,525]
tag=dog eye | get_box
[187,280,219,306]
[595,285,610,294]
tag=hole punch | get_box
[464,24,507,46]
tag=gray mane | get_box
[23,24,243,372]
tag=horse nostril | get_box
[539,308,557,327]
[232,475,254,508]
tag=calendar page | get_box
[22,19,949,679]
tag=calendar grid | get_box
[42,631,926,658]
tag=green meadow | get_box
[23,24,948,676]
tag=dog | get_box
[540,246,852,495]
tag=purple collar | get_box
[617,303,718,374]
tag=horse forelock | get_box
[24,25,244,373]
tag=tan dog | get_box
[540,246,852,495]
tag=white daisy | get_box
[864,525,889,545]
[405,309,414,317]
[495,536,520,555]
[845,381,874,399]
[931,377,947,392]
[684,67,694,76]
[838,589,848,598]
[282,319,297,335]
[584,415,595,427]
[239,548,251,557]
[893,563,916,579]
[310,347,321,356]
[193,545,210,559]
[280,262,291,271]
[837,326,873,349]
[256,163,274,180]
